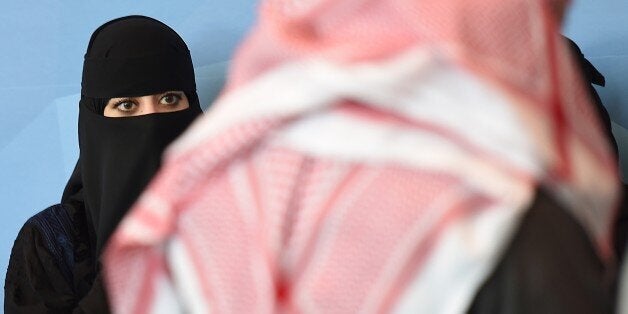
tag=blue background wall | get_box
[0,1,626,307]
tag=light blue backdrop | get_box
[0,0,626,307]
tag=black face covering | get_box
[62,15,202,255]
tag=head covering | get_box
[81,15,196,97]
[62,15,202,256]
[105,1,619,313]
[184,0,619,246]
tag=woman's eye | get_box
[115,101,137,112]
[160,93,181,105]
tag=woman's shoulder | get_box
[11,204,70,247]
[8,204,76,285]
[5,204,79,314]
[16,204,75,257]
[23,204,73,230]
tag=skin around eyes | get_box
[104,91,190,117]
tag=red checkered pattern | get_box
[103,0,618,313]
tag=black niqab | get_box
[62,15,202,255]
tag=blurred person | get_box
[4,16,202,313]
[562,36,628,265]
[105,0,619,313]
[562,36,628,309]
[563,36,617,159]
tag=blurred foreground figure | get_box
[104,0,619,313]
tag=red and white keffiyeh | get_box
[104,0,618,313]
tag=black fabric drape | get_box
[78,104,201,253]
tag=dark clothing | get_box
[4,204,108,313]
[469,189,615,314]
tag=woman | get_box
[4,15,202,313]
[104,0,619,313]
